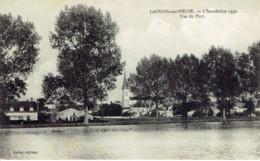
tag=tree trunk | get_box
[155,100,159,118]
[184,108,188,119]
[101,98,104,120]
[84,105,89,125]
[101,108,104,120]
[83,94,89,125]
[183,102,188,119]
[223,108,226,120]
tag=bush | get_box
[38,113,50,123]
[150,110,163,117]
[0,112,9,125]
[208,108,214,117]
[99,103,123,116]
[216,112,222,117]
[231,112,248,118]
[122,111,133,116]
[192,110,207,117]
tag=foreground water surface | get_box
[0,121,260,159]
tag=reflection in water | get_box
[0,122,260,159]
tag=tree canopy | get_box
[128,54,169,117]
[202,46,241,118]
[45,5,124,124]
[0,13,41,112]
[168,54,209,118]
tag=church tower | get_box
[122,71,130,108]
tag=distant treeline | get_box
[128,42,260,119]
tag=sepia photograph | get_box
[0,0,260,160]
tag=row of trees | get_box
[1,4,259,125]
[0,5,125,125]
[128,44,260,119]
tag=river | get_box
[0,121,260,159]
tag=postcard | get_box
[0,0,260,160]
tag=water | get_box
[1,122,260,159]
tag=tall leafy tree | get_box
[47,5,124,124]
[203,46,241,119]
[236,52,256,116]
[236,41,260,116]
[128,54,169,118]
[248,41,260,99]
[0,13,41,115]
[236,53,255,99]
[168,54,204,118]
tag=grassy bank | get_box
[1,117,260,129]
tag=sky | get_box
[0,0,260,102]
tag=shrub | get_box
[208,108,214,117]
[216,112,222,117]
[122,111,136,116]
[38,113,50,123]
[99,103,123,116]
[192,110,207,117]
[0,112,9,125]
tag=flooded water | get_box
[1,121,260,159]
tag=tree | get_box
[37,98,46,111]
[195,59,211,109]
[128,54,169,118]
[203,46,241,119]
[236,41,260,116]
[0,13,41,118]
[248,41,260,100]
[168,54,204,118]
[236,53,256,99]
[47,5,124,125]
[236,52,256,116]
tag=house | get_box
[56,105,85,122]
[254,101,260,112]
[5,101,38,121]
[56,105,95,122]
[230,103,246,114]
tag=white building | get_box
[56,106,93,122]
[56,108,83,122]
[230,103,247,114]
[5,101,38,121]
[122,71,130,108]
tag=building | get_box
[5,101,38,121]
[230,103,247,114]
[56,105,85,122]
[122,71,130,108]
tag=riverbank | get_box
[1,117,260,129]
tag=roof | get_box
[6,101,37,112]
[130,106,149,109]
[234,102,245,108]
[45,104,56,109]
[58,108,82,113]
[130,96,164,101]
[57,105,84,112]
[151,108,166,111]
